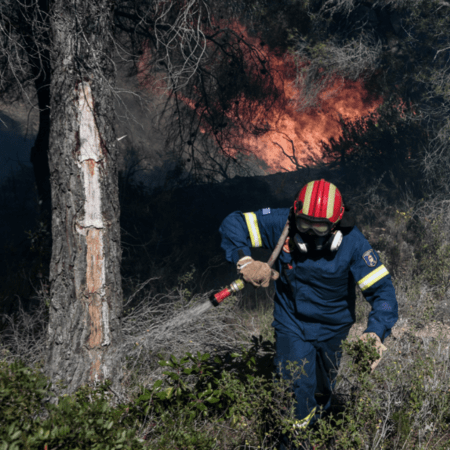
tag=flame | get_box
[139,22,381,172]
[242,73,381,172]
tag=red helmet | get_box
[294,179,344,235]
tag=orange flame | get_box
[139,23,381,172]
[243,73,381,171]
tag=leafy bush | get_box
[0,361,143,450]
[124,336,300,449]
[0,337,303,450]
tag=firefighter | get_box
[219,179,398,449]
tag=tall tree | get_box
[45,0,123,391]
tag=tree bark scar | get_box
[75,81,110,379]
[88,292,102,348]
[86,229,104,293]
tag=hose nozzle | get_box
[210,278,245,307]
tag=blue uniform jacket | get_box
[219,208,398,342]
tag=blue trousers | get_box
[274,327,349,426]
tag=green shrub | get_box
[0,338,303,450]
[0,361,143,450]
[125,336,300,448]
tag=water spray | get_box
[131,218,291,349]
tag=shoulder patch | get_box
[362,249,377,267]
[262,207,271,215]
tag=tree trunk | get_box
[46,0,123,393]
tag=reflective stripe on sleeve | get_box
[357,265,389,291]
[243,212,262,248]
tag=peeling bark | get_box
[46,0,123,393]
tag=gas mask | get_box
[293,230,343,253]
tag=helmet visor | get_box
[296,216,332,236]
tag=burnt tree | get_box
[45,0,123,391]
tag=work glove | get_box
[236,256,279,288]
[359,332,387,372]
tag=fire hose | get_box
[210,218,290,307]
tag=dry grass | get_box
[0,295,48,367]
[0,279,252,399]
[120,283,251,395]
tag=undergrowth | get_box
[2,333,450,449]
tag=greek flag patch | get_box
[262,208,271,215]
